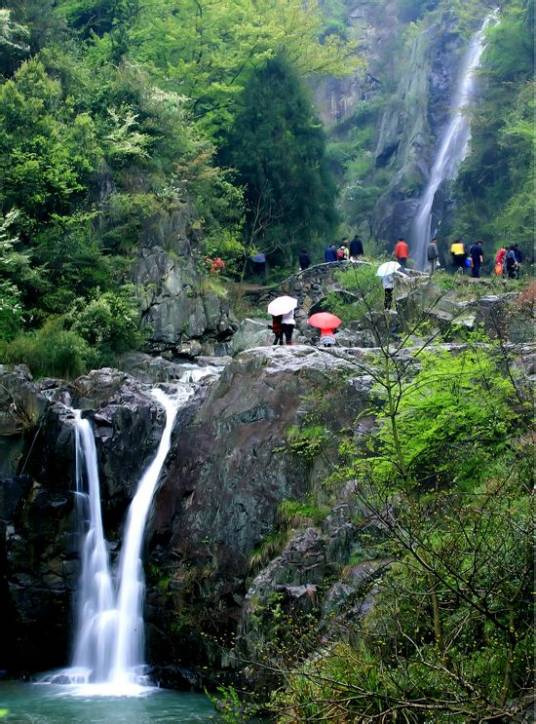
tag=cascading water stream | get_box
[45,376,212,695]
[71,412,115,684]
[109,388,180,689]
[411,11,498,270]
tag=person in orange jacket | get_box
[394,238,410,268]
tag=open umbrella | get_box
[267,296,298,316]
[308,312,342,330]
[376,261,401,277]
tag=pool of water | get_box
[0,681,217,723]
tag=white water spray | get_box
[410,12,498,269]
[70,413,115,684]
[108,388,180,690]
[45,378,208,695]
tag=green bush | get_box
[0,318,94,378]
[0,280,24,341]
[70,288,143,359]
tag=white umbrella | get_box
[376,261,401,277]
[267,296,298,316]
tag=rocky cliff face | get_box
[131,207,235,357]
[315,0,486,244]
[0,367,164,673]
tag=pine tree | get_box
[222,54,338,267]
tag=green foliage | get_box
[370,347,519,488]
[0,8,30,76]
[327,263,384,323]
[286,424,329,462]
[0,318,94,378]
[221,54,338,266]
[274,343,533,721]
[70,287,143,358]
[278,499,329,528]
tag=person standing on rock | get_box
[469,240,484,278]
[383,273,395,310]
[349,236,364,261]
[505,245,519,279]
[495,246,507,276]
[513,244,524,277]
[281,308,295,345]
[427,238,439,275]
[298,249,311,271]
[271,315,284,345]
[450,239,466,272]
[394,238,409,268]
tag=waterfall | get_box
[71,412,115,684]
[48,381,200,695]
[108,388,180,689]
[410,12,498,270]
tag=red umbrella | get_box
[308,312,342,330]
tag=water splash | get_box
[43,381,199,696]
[410,12,498,269]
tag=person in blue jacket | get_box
[324,244,337,263]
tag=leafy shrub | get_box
[0,280,23,341]
[0,318,94,378]
[70,287,142,359]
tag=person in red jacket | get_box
[394,238,410,268]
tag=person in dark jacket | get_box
[298,249,311,271]
[469,240,484,278]
[271,315,284,345]
[349,236,364,260]
[505,245,519,279]
[324,244,337,263]
[427,238,439,274]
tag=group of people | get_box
[450,240,524,279]
[271,308,296,346]
[494,244,523,279]
[323,236,365,265]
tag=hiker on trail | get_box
[450,240,466,272]
[281,308,295,345]
[513,244,524,276]
[324,244,337,263]
[394,238,409,268]
[383,274,395,309]
[336,243,349,261]
[349,236,364,261]
[319,327,337,347]
[469,240,484,278]
[427,238,439,274]
[505,245,519,279]
[308,312,342,348]
[495,247,506,276]
[299,249,311,271]
[271,315,284,345]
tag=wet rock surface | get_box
[0,365,167,673]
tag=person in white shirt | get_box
[383,274,395,309]
[281,309,295,345]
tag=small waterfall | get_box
[410,12,498,269]
[45,378,206,695]
[71,412,115,683]
[108,388,180,689]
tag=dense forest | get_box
[0,0,533,373]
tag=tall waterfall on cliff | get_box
[410,12,497,270]
[65,386,190,694]
[109,388,180,688]
[71,412,115,683]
